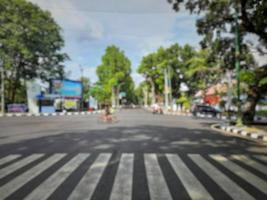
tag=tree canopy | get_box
[0,0,68,102]
[167,0,267,122]
[92,45,133,105]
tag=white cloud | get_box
[27,0,201,86]
[29,0,104,41]
[131,72,144,86]
[65,64,98,83]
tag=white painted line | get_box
[25,153,89,200]
[0,154,44,179]
[232,129,240,134]
[241,131,248,136]
[226,127,232,132]
[67,112,72,116]
[144,154,172,200]
[253,155,267,164]
[51,113,57,116]
[189,154,254,200]
[250,133,259,139]
[211,154,267,195]
[110,154,134,200]
[166,154,213,200]
[0,154,66,199]
[231,155,267,176]
[0,154,21,166]
[68,153,111,200]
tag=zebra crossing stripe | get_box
[110,153,134,200]
[166,154,213,200]
[0,154,44,179]
[25,153,89,200]
[0,154,21,166]
[68,153,112,200]
[189,154,254,200]
[144,154,173,200]
[231,155,267,176]
[254,155,267,164]
[210,155,267,195]
[0,154,66,199]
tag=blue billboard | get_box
[51,79,82,98]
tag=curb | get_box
[0,110,103,118]
[211,124,267,142]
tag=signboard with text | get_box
[50,79,82,98]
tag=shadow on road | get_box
[0,125,266,156]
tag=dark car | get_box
[192,104,221,118]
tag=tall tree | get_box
[168,0,267,122]
[168,0,267,48]
[96,45,132,106]
[0,0,68,103]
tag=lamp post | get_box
[164,68,169,109]
[235,6,242,125]
[0,60,4,114]
[79,65,84,111]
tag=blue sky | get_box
[28,0,203,85]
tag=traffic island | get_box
[212,123,267,142]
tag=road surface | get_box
[0,109,266,200]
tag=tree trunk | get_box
[242,86,260,124]
[148,78,155,105]
[111,87,116,108]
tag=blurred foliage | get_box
[0,0,68,103]
[94,45,134,104]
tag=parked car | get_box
[191,104,221,118]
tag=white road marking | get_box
[211,154,267,195]
[0,154,66,199]
[110,153,134,200]
[25,153,89,200]
[254,155,267,164]
[144,154,173,200]
[68,153,111,200]
[166,154,213,200]
[231,155,267,176]
[189,154,254,200]
[0,154,44,179]
[0,154,21,166]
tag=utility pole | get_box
[79,65,84,111]
[168,66,173,109]
[235,6,242,125]
[0,62,4,114]
[164,68,169,109]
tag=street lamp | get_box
[235,6,242,126]
[0,59,4,114]
[79,65,84,111]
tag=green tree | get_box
[168,0,267,122]
[81,77,90,101]
[96,45,132,106]
[168,0,267,47]
[0,0,68,103]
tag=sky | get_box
[27,0,266,86]
[27,0,201,85]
